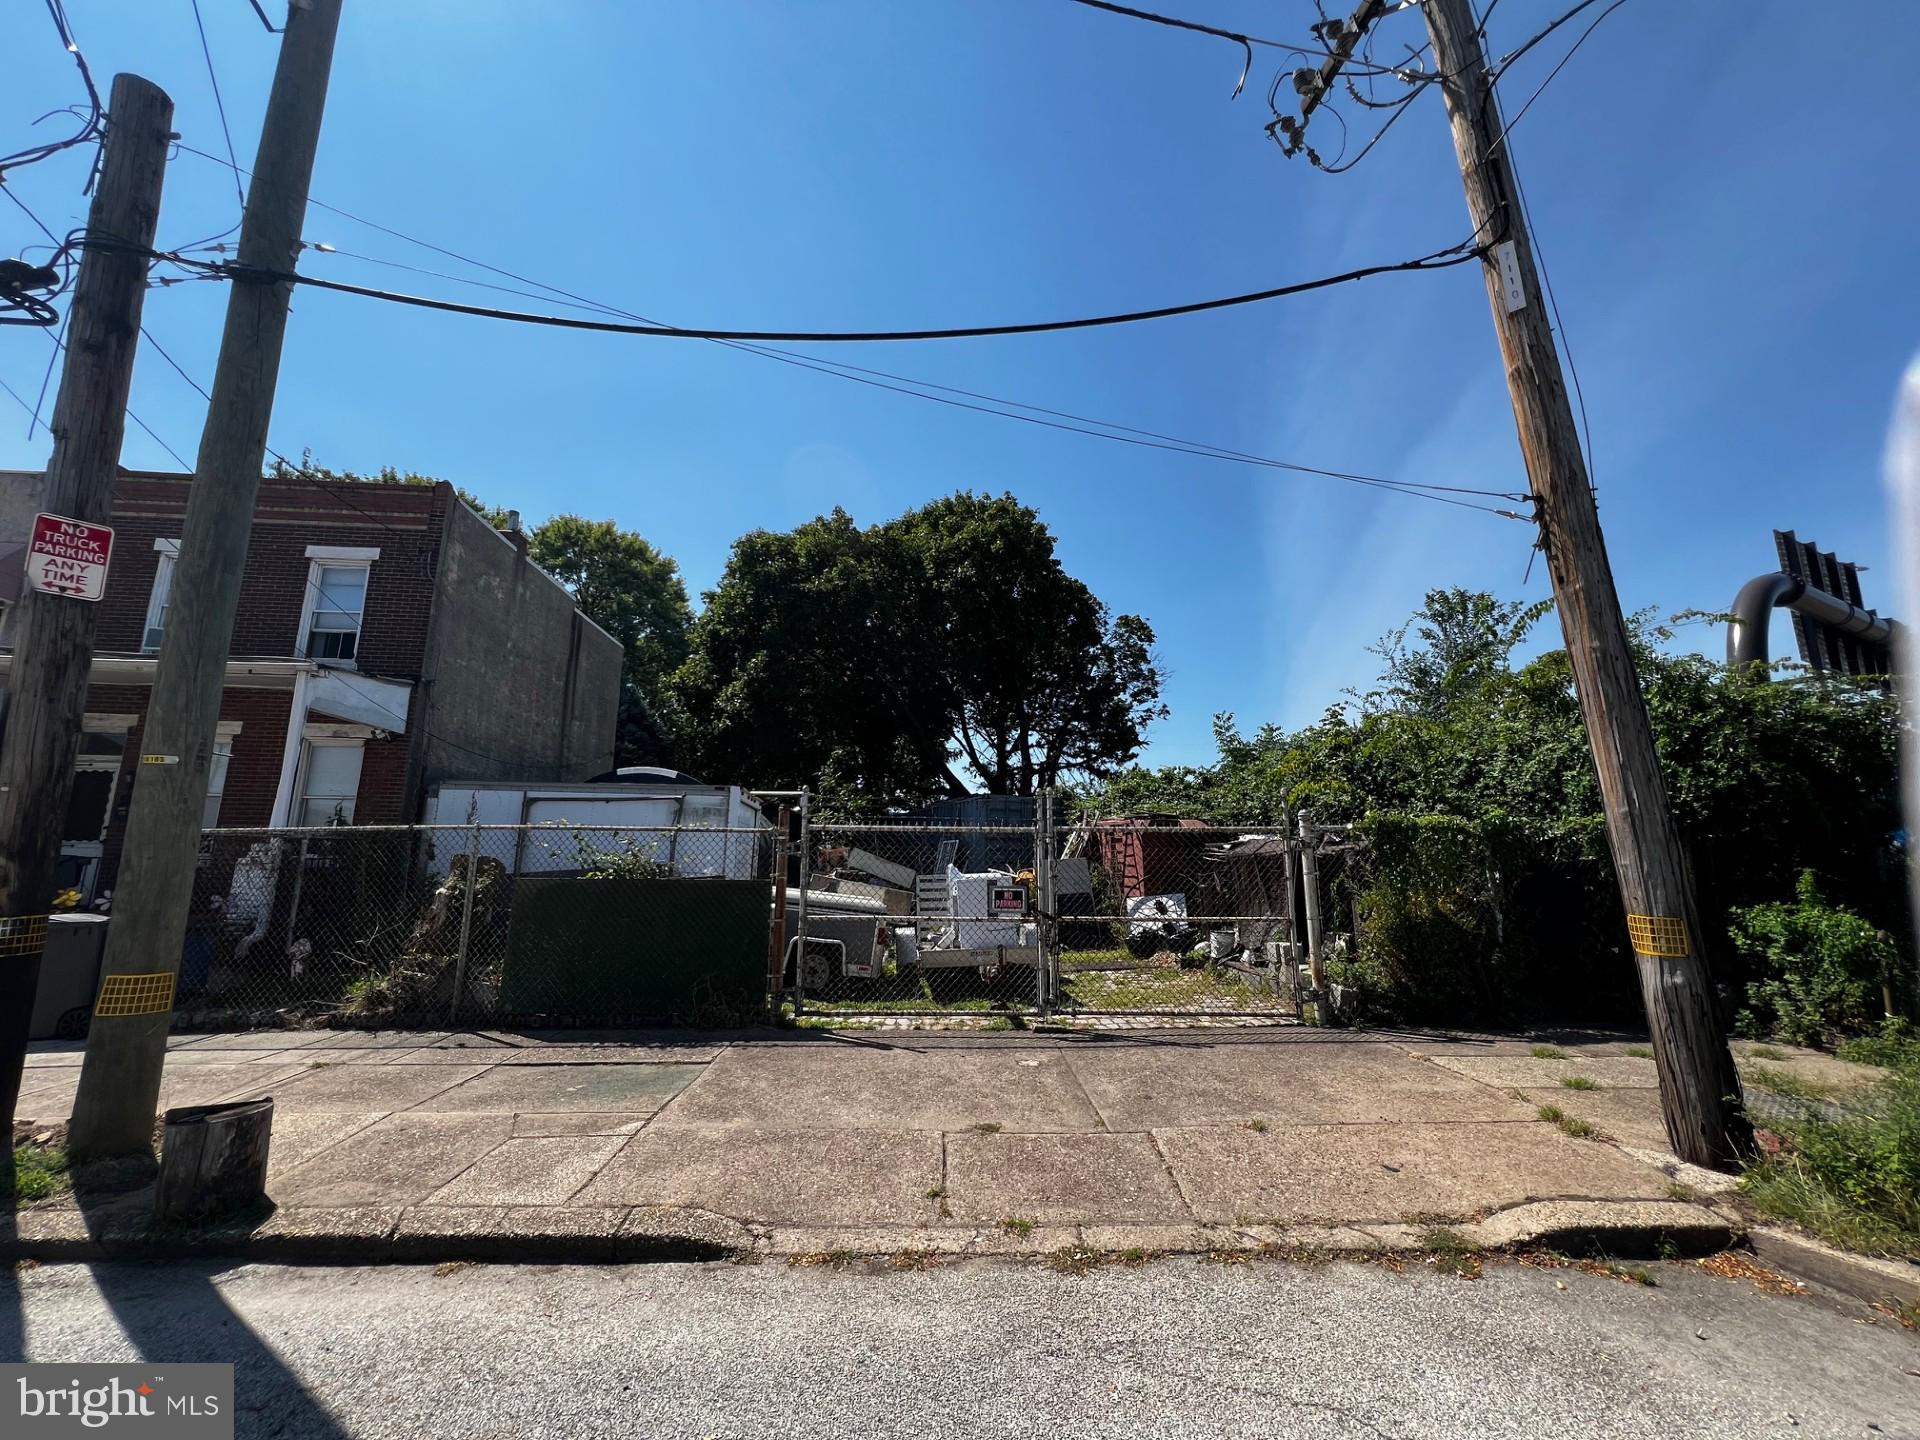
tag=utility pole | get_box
[0,75,173,1176]
[68,0,344,1160]
[1418,0,1744,1166]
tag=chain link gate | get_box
[1049,815,1303,1021]
[786,816,1046,1019]
[780,795,1309,1024]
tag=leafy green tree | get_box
[672,494,1165,804]
[527,516,694,767]
[266,452,505,525]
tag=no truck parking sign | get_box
[25,512,114,601]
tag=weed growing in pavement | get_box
[1518,1250,1655,1287]
[788,1251,858,1269]
[887,1250,944,1271]
[1537,1104,1601,1139]
[1002,1217,1037,1238]
[1415,1228,1483,1279]
[1531,1045,1568,1060]
[1665,1182,1703,1203]
[1560,1075,1599,1090]
[1623,1046,1653,1059]
[1243,1119,1269,1133]
[5,1142,70,1205]
[971,1122,1004,1134]
[925,1185,947,1199]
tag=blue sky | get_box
[5,1,1916,769]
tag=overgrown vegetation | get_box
[6,1141,70,1205]
[1086,587,1905,1026]
[1741,1030,1920,1259]
[1729,874,1906,1047]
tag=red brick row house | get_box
[0,470,622,902]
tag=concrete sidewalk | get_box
[8,1025,1797,1263]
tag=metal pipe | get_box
[1727,572,1894,670]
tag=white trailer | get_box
[424,781,765,880]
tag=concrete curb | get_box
[3,1197,1736,1266]
[1747,1225,1920,1311]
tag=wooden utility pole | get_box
[1420,0,1745,1167]
[68,0,344,1160]
[0,75,173,1174]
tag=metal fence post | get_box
[792,791,811,1016]
[448,821,481,1026]
[1299,810,1325,1023]
[1035,790,1053,1018]
[283,834,311,958]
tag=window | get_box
[296,740,363,826]
[298,545,379,667]
[304,564,367,663]
[143,539,180,651]
[202,737,234,829]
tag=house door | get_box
[60,732,126,903]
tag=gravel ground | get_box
[4,1253,1915,1438]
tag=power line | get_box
[164,143,1523,512]
[1486,0,1627,160]
[171,238,1487,343]
[188,0,249,213]
[0,1,103,181]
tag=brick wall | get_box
[98,474,445,676]
[87,683,295,883]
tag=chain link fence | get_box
[788,820,1045,1018]
[169,821,777,1030]
[1050,821,1302,1019]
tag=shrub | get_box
[1729,872,1903,1047]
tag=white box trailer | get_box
[425,781,765,880]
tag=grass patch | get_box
[1537,1104,1601,1140]
[925,1184,947,1200]
[1560,1075,1599,1091]
[1837,1021,1920,1073]
[1875,1297,1920,1329]
[1665,1181,1702,1203]
[1002,1216,1037,1238]
[1623,1045,1653,1059]
[1530,1044,1568,1059]
[1243,1119,1268,1133]
[1741,1063,1838,1103]
[1416,1227,1483,1279]
[6,1143,71,1205]
[1744,1044,1790,1061]
[1740,1043,1920,1260]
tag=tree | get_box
[672,494,1166,804]
[266,452,505,525]
[527,516,694,766]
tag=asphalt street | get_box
[3,1255,1914,1438]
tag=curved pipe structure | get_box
[1727,573,1894,671]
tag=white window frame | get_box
[297,544,379,668]
[294,736,364,827]
[143,538,180,652]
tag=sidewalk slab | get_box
[265,1111,390,1178]
[248,1062,487,1114]
[412,1063,703,1114]
[511,1112,654,1138]
[655,1046,1102,1133]
[1154,1119,1672,1225]
[424,1135,628,1207]
[490,1045,729,1065]
[270,1112,511,1208]
[1422,1055,1659,1089]
[943,1131,1190,1225]
[575,1125,942,1225]
[1066,1042,1533,1130]
[1516,1087,1671,1149]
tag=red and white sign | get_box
[25,511,114,601]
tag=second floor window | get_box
[303,561,369,664]
[143,540,180,651]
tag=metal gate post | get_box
[792,791,811,1016]
[283,834,311,963]
[1035,791,1054,1018]
[1298,810,1325,1024]
[448,821,481,1025]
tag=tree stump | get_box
[154,1098,274,1222]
